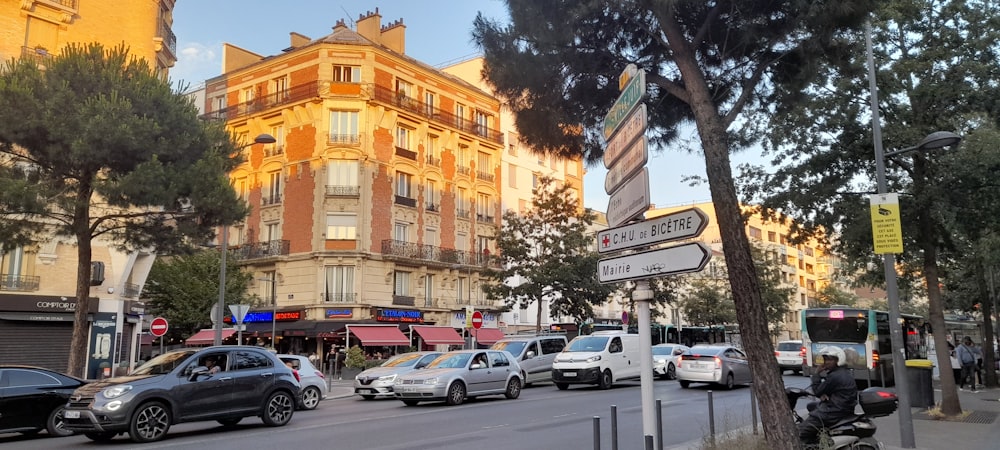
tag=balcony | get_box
[0,274,40,292]
[426,155,441,167]
[324,292,358,303]
[476,170,495,183]
[457,165,471,176]
[457,209,471,219]
[395,146,417,160]
[395,195,416,207]
[262,195,282,206]
[232,240,290,260]
[392,295,416,306]
[325,185,360,197]
[264,145,284,157]
[381,240,501,269]
[372,85,503,145]
[329,134,361,145]
[20,46,52,66]
[476,213,496,223]
[426,203,439,212]
[156,19,177,57]
[201,82,321,121]
[122,282,141,298]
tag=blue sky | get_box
[171,1,746,212]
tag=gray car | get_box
[675,345,752,390]
[278,355,328,410]
[394,350,522,406]
[354,351,441,400]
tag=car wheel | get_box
[217,417,242,426]
[402,400,420,406]
[555,382,569,390]
[46,405,74,437]
[85,431,117,442]
[853,437,881,449]
[666,363,677,380]
[598,370,613,390]
[445,382,466,406]
[129,401,171,443]
[361,394,376,400]
[261,391,295,426]
[300,386,321,410]
[505,377,522,399]
[679,380,690,389]
[724,373,735,390]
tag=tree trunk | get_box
[67,183,94,378]
[976,259,996,388]
[535,295,543,334]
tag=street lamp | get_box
[213,133,276,347]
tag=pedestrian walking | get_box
[957,337,981,392]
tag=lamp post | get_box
[213,133,276,347]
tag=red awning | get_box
[411,326,464,345]
[472,328,505,345]
[348,326,410,346]
[185,328,236,346]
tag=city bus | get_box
[801,307,927,387]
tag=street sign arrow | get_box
[604,136,648,194]
[597,242,712,284]
[597,208,709,254]
[606,168,650,228]
[603,104,647,169]
[603,69,646,139]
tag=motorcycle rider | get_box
[799,346,858,446]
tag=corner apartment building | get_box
[442,57,587,334]
[202,10,506,354]
[0,0,177,375]
[648,202,840,340]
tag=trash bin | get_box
[905,359,934,408]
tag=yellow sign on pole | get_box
[870,193,903,254]
[465,305,474,328]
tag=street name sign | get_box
[603,104,647,168]
[597,242,712,284]
[603,69,646,139]
[597,208,709,254]
[606,168,650,228]
[604,136,648,194]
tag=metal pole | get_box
[655,399,663,450]
[610,405,618,450]
[634,280,655,439]
[707,390,715,448]
[271,279,277,351]
[593,416,601,450]
[214,226,227,346]
[644,436,654,450]
[866,19,915,448]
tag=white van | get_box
[490,334,567,385]
[551,331,641,390]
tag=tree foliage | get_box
[474,2,875,445]
[143,250,258,342]
[482,176,612,331]
[0,43,248,376]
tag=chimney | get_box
[356,8,382,44]
[333,19,349,32]
[288,32,311,49]
[380,19,405,54]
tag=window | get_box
[424,91,436,116]
[396,172,412,198]
[395,79,413,103]
[424,274,434,306]
[4,369,59,387]
[234,177,248,201]
[260,271,276,305]
[609,337,622,353]
[457,277,467,302]
[476,192,491,218]
[265,223,281,242]
[234,350,272,370]
[749,226,762,239]
[394,222,409,242]
[330,110,359,143]
[804,246,814,256]
[325,265,355,302]
[332,64,361,83]
[272,76,288,97]
[327,160,359,189]
[265,170,281,204]
[508,143,517,156]
[768,231,777,242]
[457,145,469,168]
[457,187,468,216]
[477,236,491,254]
[455,103,467,123]
[268,124,284,155]
[508,164,517,188]
[396,126,412,150]
[426,133,438,157]
[242,87,255,103]
[326,214,357,239]
[474,110,490,136]
[457,232,468,252]
[394,271,410,296]
[477,152,492,176]
[425,180,438,209]
[214,95,226,112]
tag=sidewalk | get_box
[877,385,1000,450]
[325,378,356,400]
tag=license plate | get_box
[403,386,415,393]
[358,389,372,394]
[64,410,80,419]
[563,372,577,377]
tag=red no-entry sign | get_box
[471,311,483,329]
[150,317,169,337]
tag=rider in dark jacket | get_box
[799,346,858,445]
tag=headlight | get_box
[586,355,602,363]
[103,385,133,399]
[105,400,123,411]
[378,374,397,382]
[424,377,439,385]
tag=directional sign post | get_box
[604,137,648,194]
[597,242,712,284]
[606,168,650,228]
[597,208,708,254]
[603,104,647,169]
[603,70,647,139]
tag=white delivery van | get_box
[551,331,641,390]
[490,334,567,385]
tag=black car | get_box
[62,346,300,443]
[0,365,87,437]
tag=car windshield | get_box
[491,341,526,355]
[426,353,472,369]
[566,336,609,352]
[382,353,423,368]
[652,346,676,356]
[686,347,724,357]
[132,350,197,375]
[777,342,801,351]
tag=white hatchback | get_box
[774,340,805,375]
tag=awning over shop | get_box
[472,327,505,346]
[185,328,236,346]
[348,325,410,346]
[411,325,464,345]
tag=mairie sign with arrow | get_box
[597,242,712,284]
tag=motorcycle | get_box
[786,386,899,449]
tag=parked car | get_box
[62,346,300,443]
[651,344,690,380]
[675,345,752,390]
[774,340,805,375]
[394,350,522,406]
[278,354,328,410]
[354,351,441,400]
[490,334,567,385]
[0,365,88,437]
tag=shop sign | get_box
[326,308,353,318]
[376,308,424,323]
[226,310,303,323]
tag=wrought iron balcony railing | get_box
[262,195,282,206]
[372,85,503,145]
[201,82,321,121]
[426,155,440,167]
[325,185,360,197]
[329,134,361,145]
[232,240,290,260]
[457,165,471,175]
[324,292,358,303]
[157,20,177,56]
[394,195,416,207]
[477,171,495,182]
[457,209,470,219]
[395,146,417,160]
[381,240,501,269]
[0,274,40,292]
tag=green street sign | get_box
[603,69,646,139]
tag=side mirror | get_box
[188,366,209,382]
[415,363,426,369]
[470,363,483,370]
[525,351,536,360]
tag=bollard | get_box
[593,416,601,450]
[707,390,716,448]
[644,435,654,450]
[750,384,758,435]
[655,399,663,450]
[610,405,618,450]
